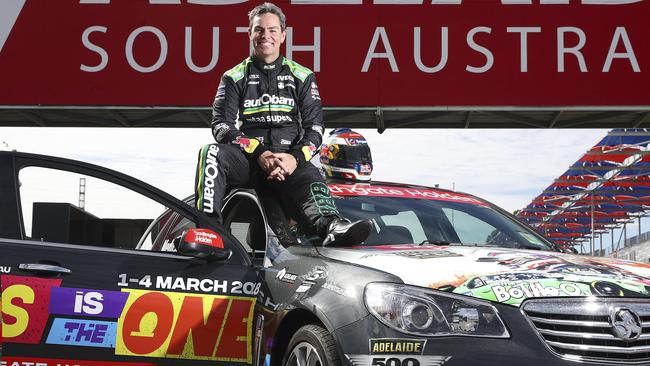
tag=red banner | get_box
[0,0,648,106]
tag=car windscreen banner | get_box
[328,184,485,205]
[0,0,648,106]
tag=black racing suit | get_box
[195,55,340,235]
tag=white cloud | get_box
[2,127,608,214]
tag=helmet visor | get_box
[335,144,372,162]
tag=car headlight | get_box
[364,282,510,338]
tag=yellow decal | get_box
[116,289,255,362]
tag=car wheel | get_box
[283,324,340,366]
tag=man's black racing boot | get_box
[322,218,373,247]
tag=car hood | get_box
[317,245,650,306]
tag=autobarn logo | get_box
[202,144,219,213]
[243,94,295,108]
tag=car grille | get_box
[521,298,650,364]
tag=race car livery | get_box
[1,151,649,366]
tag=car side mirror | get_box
[175,228,232,261]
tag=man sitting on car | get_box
[195,2,371,246]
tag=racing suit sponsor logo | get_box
[212,122,230,142]
[234,136,260,154]
[247,116,267,123]
[243,94,295,115]
[268,115,292,123]
[277,82,285,89]
[281,139,292,145]
[370,339,426,355]
[277,75,294,82]
[202,144,219,213]
[250,74,260,79]
[310,81,321,100]
[0,265,11,273]
[301,143,318,161]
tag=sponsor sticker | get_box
[45,318,117,348]
[49,287,128,318]
[347,355,451,366]
[1,275,62,344]
[276,268,298,283]
[347,339,447,366]
[370,339,426,355]
[116,289,255,362]
[295,284,312,293]
[328,185,485,205]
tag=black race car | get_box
[1,151,649,366]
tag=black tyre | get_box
[283,324,341,366]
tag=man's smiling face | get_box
[249,13,286,62]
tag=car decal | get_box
[369,338,426,355]
[1,357,155,366]
[1,275,62,344]
[45,318,117,348]
[328,184,485,205]
[115,288,255,362]
[49,287,128,318]
[347,355,451,366]
[320,246,650,305]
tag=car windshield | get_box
[332,193,555,251]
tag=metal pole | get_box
[79,178,86,211]
[611,229,614,254]
[599,233,603,257]
[590,195,594,256]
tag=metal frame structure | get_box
[517,129,650,254]
[1,106,650,131]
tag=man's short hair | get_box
[248,2,287,31]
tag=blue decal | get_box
[46,318,117,348]
[49,287,129,318]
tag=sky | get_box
[1,126,610,214]
[10,126,645,254]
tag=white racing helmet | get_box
[319,128,372,181]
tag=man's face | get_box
[249,13,286,60]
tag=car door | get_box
[0,152,259,366]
